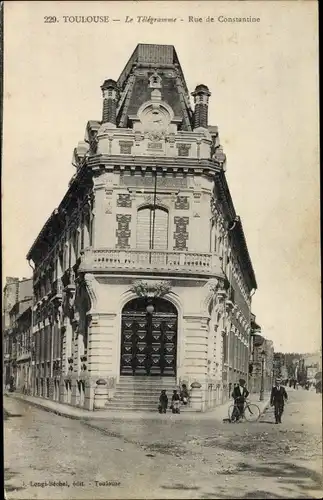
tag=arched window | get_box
[136,206,169,250]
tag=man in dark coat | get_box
[270,378,288,424]
[231,379,249,422]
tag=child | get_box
[180,384,189,405]
[158,390,168,413]
[171,390,180,414]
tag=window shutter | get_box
[153,209,168,250]
[136,208,151,249]
[136,207,169,250]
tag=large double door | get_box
[120,298,177,376]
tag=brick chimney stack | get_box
[101,79,119,125]
[191,84,211,130]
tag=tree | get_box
[275,352,304,379]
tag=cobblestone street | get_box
[4,389,322,499]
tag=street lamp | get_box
[260,349,266,401]
[146,303,155,315]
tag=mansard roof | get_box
[115,44,194,131]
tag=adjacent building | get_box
[26,44,257,412]
[249,314,274,393]
[3,277,33,392]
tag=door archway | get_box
[120,297,178,377]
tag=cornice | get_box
[214,170,257,291]
[88,154,223,176]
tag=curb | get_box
[4,391,271,422]
[4,393,208,421]
[4,393,88,421]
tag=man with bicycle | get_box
[270,377,288,424]
[231,378,249,422]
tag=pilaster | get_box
[92,177,107,247]
[87,312,118,377]
[182,315,209,384]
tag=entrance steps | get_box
[104,376,192,412]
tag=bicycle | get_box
[228,399,261,422]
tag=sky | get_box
[2,1,320,353]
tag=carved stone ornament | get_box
[143,194,166,207]
[166,133,176,146]
[134,131,144,145]
[201,278,226,316]
[67,288,76,310]
[84,273,98,314]
[131,280,172,298]
[146,130,166,142]
[210,196,220,217]
[53,300,62,323]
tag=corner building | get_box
[27,44,257,412]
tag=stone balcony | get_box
[79,248,223,277]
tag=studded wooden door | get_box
[120,298,177,376]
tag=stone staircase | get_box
[104,376,192,412]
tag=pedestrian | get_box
[180,384,189,405]
[231,379,249,422]
[293,379,297,389]
[171,390,180,414]
[9,375,15,393]
[158,390,168,414]
[270,378,288,424]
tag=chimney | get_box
[191,84,211,129]
[100,79,119,125]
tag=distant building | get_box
[249,315,274,393]
[3,277,33,391]
[280,365,288,381]
[26,44,257,412]
[300,353,320,384]
[2,277,19,330]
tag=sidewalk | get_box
[4,390,270,422]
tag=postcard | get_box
[2,1,321,499]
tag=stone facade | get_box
[3,278,33,392]
[249,320,274,395]
[25,44,257,412]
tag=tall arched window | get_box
[136,206,169,250]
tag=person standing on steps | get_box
[171,390,180,414]
[158,390,168,414]
[180,384,190,405]
[270,378,288,424]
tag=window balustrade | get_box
[79,248,222,275]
